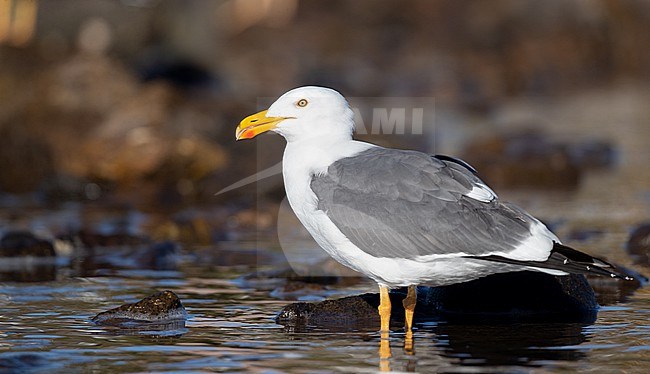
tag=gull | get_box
[235,86,631,333]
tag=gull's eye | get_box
[296,99,308,108]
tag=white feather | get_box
[465,182,497,202]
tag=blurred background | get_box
[0,0,649,261]
[2,3,650,371]
[0,4,650,372]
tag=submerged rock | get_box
[276,272,600,327]
[92,290,187,327]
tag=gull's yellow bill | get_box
[235,110,289,140]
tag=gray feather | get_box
[310,147,539,259]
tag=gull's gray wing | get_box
[310,147,548,260]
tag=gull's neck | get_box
[282,134,374,177]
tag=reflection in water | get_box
[434,322,588,367]
[379,330,391,372]
[93,320,189,338]
[283,319,590,372]
[374,322,588,371]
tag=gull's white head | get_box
[236,86,355,143]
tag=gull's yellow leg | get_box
[378,285,392,331]
[403,286,417,355]
[403,285,417,330]
[378,285,392,369]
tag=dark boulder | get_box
[276,271,600,327]
[421,272,598,322]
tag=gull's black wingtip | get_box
[551,243,636,281]
[473,242,639,281]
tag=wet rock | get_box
[92,290,187,327]
[276,272,600,326]
[276,294,379,326]
[0,231,55,257]
[461,131,580,189]
[626,223,650,266]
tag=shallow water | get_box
[0,255,649,373]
